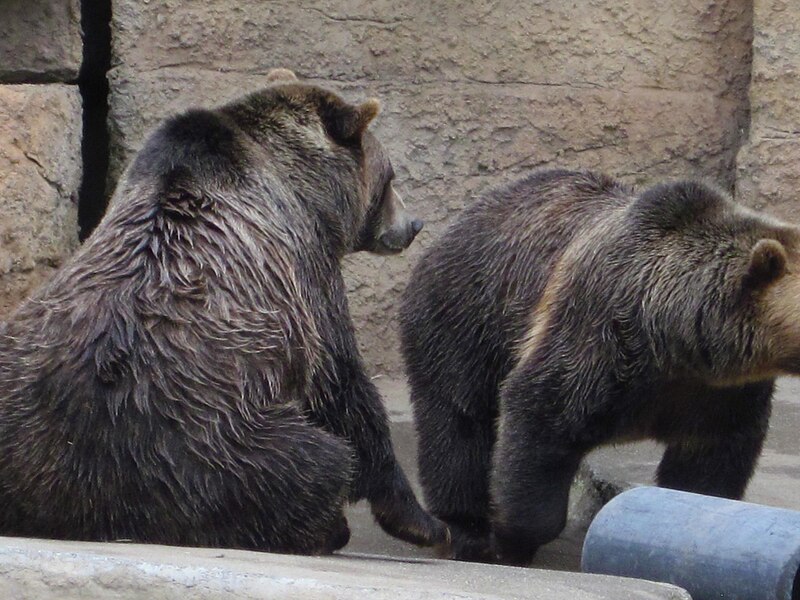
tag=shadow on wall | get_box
[78,0,112,239]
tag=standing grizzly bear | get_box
[0,69,446,555]
[400,169,800,565]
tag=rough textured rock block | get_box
[736,0,800,219]
[0,85,82,316]
[111,0,750,94]
[0,0,82,83]
[110,0,752,373]
[737,137,800,221]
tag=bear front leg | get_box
[656,381,773,499]
[491,435,583,565]
[340,369,450,548]
[307,272,449,550]
[310,346,449,549]
[367,452,451,548]
[490,364,587,566]
[352,375,451,549]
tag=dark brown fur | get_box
[400,169,800,564]
[0,72,444,554]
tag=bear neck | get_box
[229,117,363,259]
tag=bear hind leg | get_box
[166,410,355,555]
[413,395,496,561]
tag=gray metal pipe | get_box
[581,486,800,600]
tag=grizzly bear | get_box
[400,169,799,565]
[0,69,446,555]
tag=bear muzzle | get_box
[370,187,423,254]
[374,214,423,254]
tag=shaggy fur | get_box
[400,169,800,565]
[0,72,445,554]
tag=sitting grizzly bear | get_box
[400,169,800,565]
[0,69,445,555]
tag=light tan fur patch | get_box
[514,209,625,365]
[516,257,567,364]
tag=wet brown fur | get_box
[0,72,445,554]
[400,169,800,564]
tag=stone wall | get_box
[736,0,800,220]
[108,0,754,374]
[2,1,798,374]
[0,1,82,316]
[0,0,82,84]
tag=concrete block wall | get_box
[1,0,798,374]
[0,0,82,316]
[107,0,754,374]
[736,0,800,220]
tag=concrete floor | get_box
[0,536,690,600]
[5,376,796,599]
[346,376,800,571]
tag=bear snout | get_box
[375,217,423,254]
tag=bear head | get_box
[626,181,800,386]
[219,69,423,256]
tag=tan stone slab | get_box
[735,0,800,219]
[0,84,81,316]
[0,0,82,83]
[737,134,800,219]
[112,0,748,95]
[0,537,690,600]
[748,0,800,129]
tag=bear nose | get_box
[411,219,424,235]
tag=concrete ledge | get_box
[0,537,689,600]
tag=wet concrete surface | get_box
[346,379,607,571]
[7,376,793,598]
[347,377,800,571]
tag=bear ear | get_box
[747,239,788,287]
[266,68,298,83]
[353,98,381,131]
[322,98,381,145]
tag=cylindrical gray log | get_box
[582,486,800,600]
